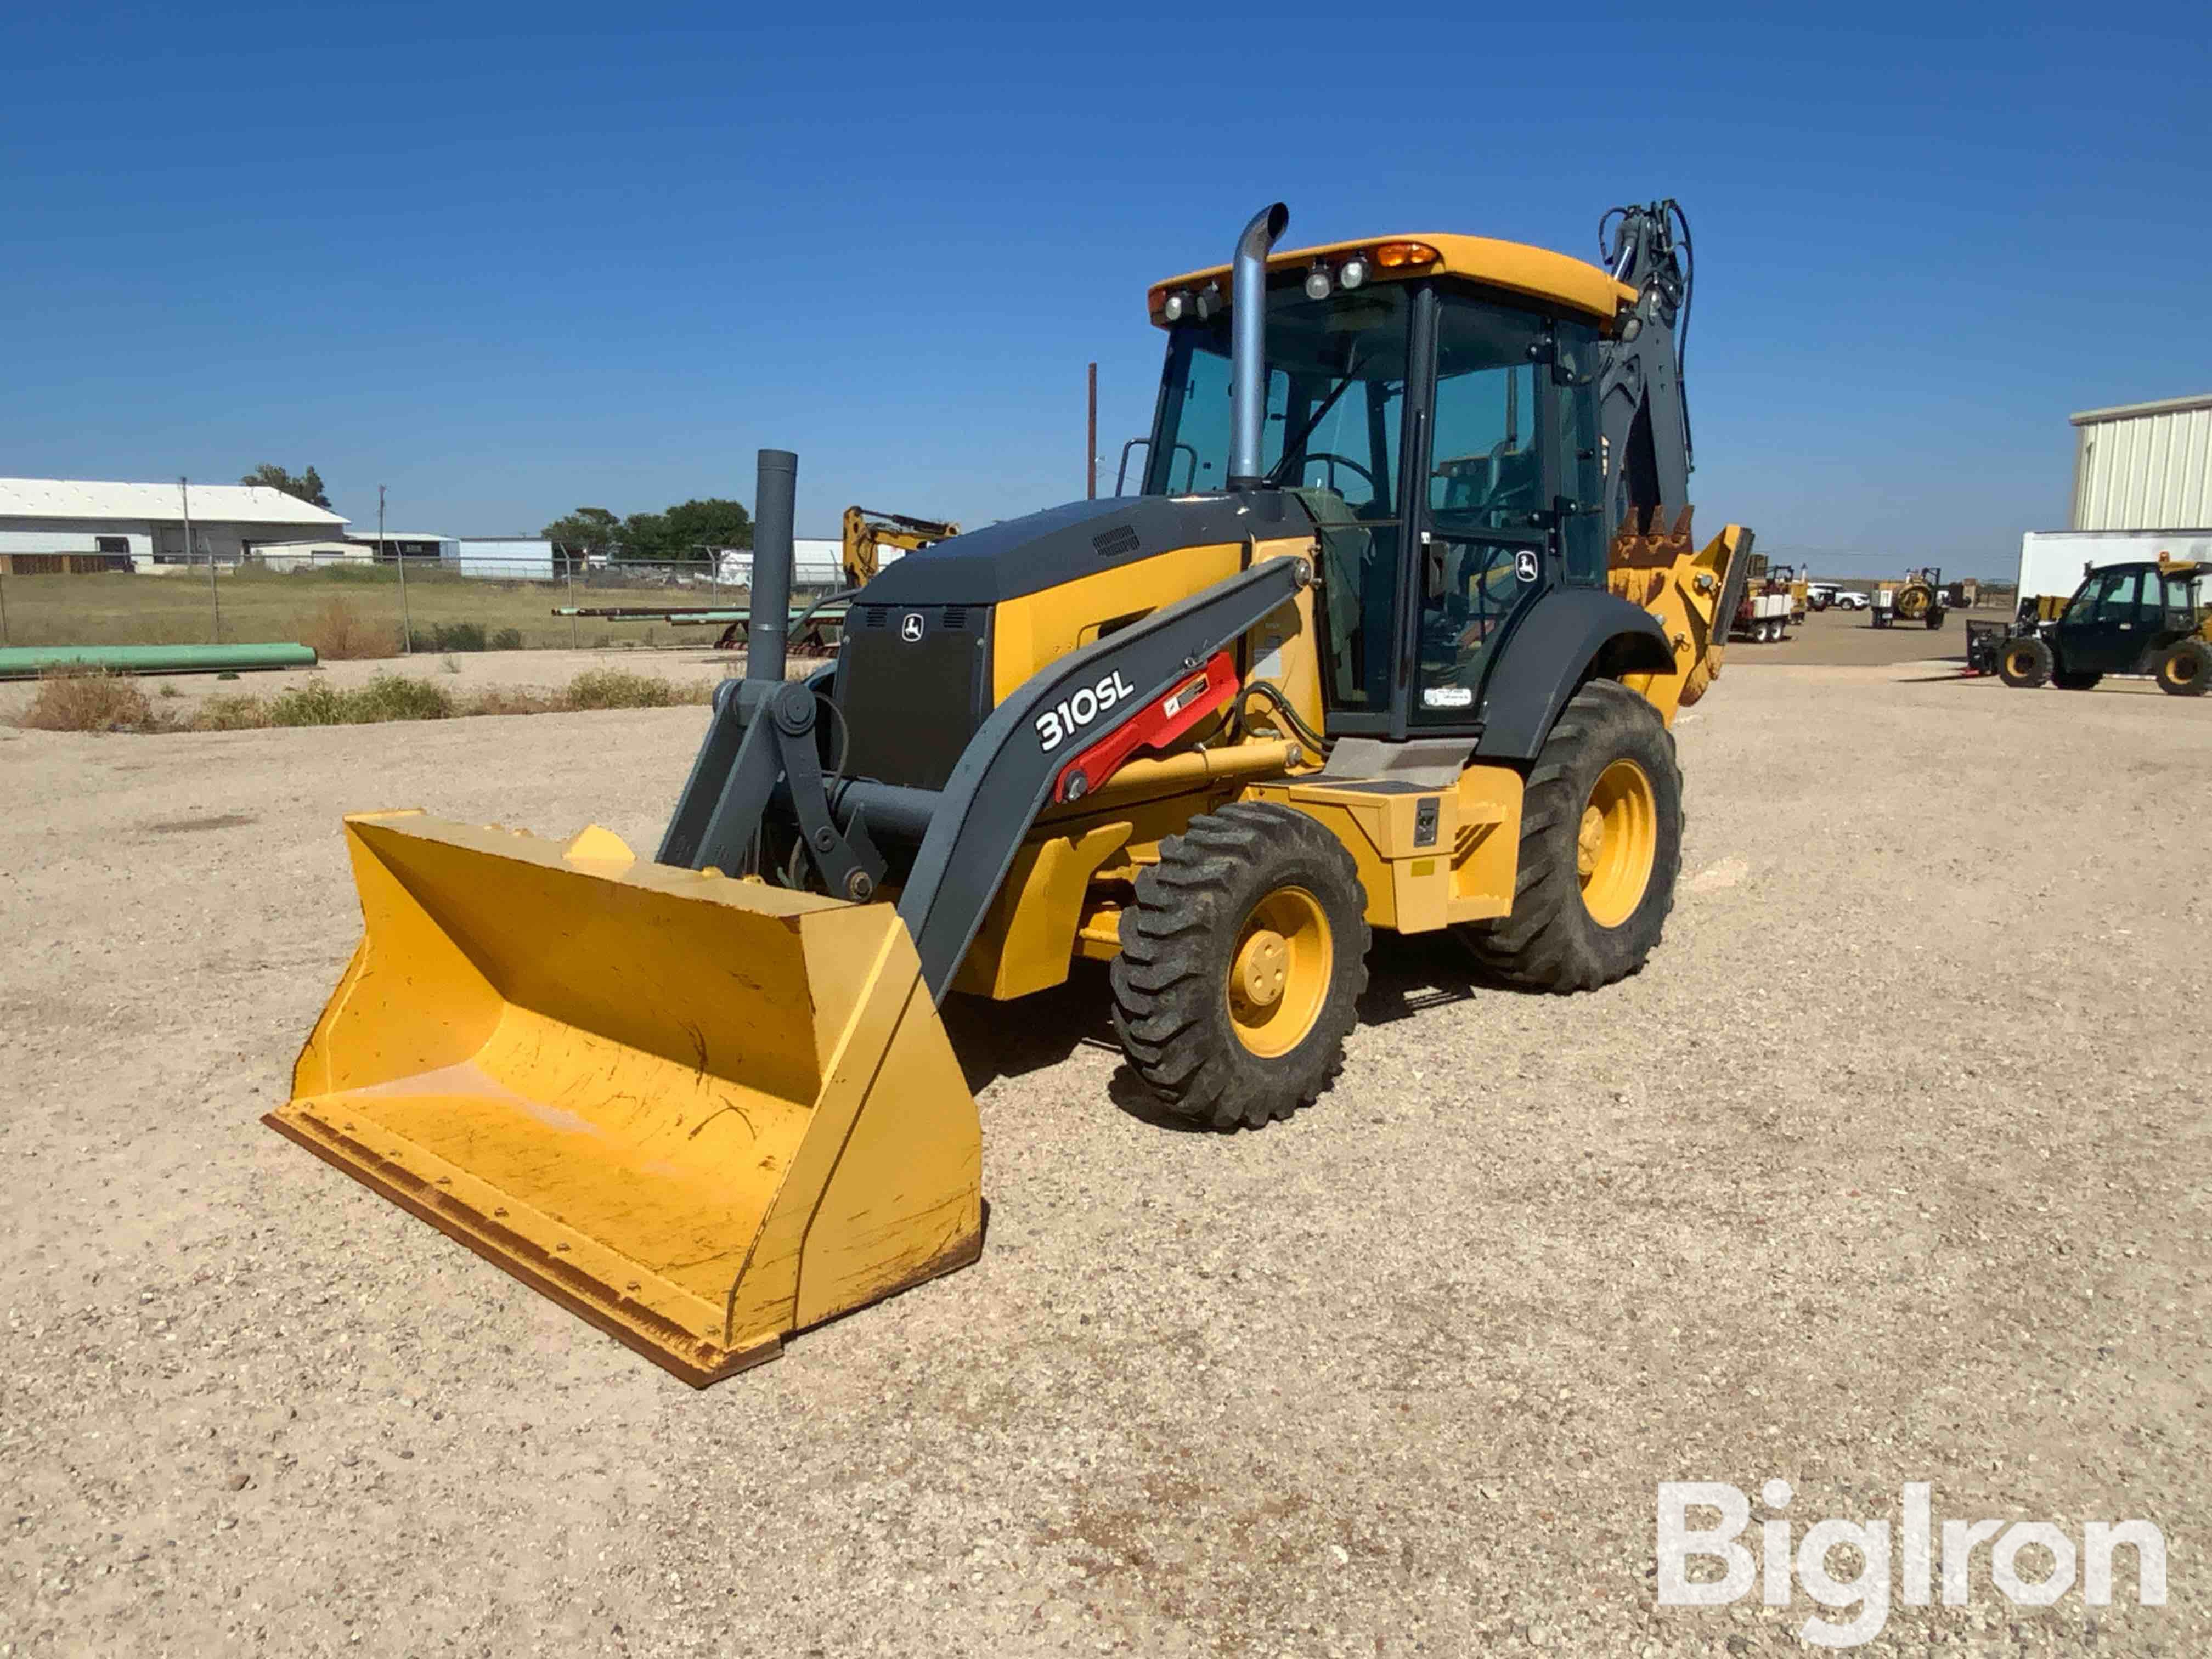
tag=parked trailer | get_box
[1730,588,1792,642]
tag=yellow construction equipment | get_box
[1872,567,1948,629]
[842,505,959,588]
[271,198,1754,1384]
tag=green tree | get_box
[618,511,674,563]
[661,497,753,556]
[242,462,331,509]
[544,506,624,560]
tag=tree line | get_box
[235,465,756,566]
[242,462,330,509]
[543,499,754,563]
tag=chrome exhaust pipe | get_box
[1227,201,1289,490]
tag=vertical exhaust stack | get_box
[1227,202,1289,490]
[748,448,798,682]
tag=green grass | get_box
[0,564,737,650]
[264,675,458,726]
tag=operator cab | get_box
[2055,560,2204,673]
[1139,253,1609,737]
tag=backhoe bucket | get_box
[267,811,982,1386]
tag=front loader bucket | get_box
[267,811,982,1386]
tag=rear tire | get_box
[1458,680,1681,994]
[2157,640,2210,697]
[1997,637,2052,689]
[2052,669,2102,691]
[1926,608,1946,630]
[1111,802,1369,1131]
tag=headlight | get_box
[1338,256,1368,290]
[1162,290,1189,322]
[1302,262,1332,301]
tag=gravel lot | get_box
[1723,606,1980,669]
[2,660,2204,1656]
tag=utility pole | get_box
[183,477,217,643]
[1086,362,1098,499]
[385,484,412,653]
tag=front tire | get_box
[1111,803,1370,1131]
[2157,640,2210,697]
[1459,680,1681,994]
[1997,636,2052,689]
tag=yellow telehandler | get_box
[270,200,1754,1384]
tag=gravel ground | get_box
[1,662,2205,1656]
[1723,606,1980,668]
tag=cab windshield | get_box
[1143,282,1411,511]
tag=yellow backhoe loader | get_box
[269,200,1754,1384]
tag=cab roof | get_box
[1147,234,1636,328]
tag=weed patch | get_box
[300,598,398,661]
[16,671,156,733]
[193,694,274,731]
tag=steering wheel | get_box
[1297,452,1376,496]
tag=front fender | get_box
[1474,590,1674,761]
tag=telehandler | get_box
[1968,554,2209,693]
[269,200,1754,1384]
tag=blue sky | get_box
[3,3,2207,573]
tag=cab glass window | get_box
[1553,322,1605,585]
[1427,302,1544,533]
[2093,569,2146,623]
[1146,282,1410,511]
[2164,573,2202,628]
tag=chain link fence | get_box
[0,550,847,656]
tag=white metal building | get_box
[450,537,560,581]
[2069,394,2212,531]
[348,532,458,563]
[715,539,902,589]
[253,538,374,572]
[0,477,348,573]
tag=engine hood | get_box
[854,492,1313,608]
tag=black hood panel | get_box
[855,492,1312,607]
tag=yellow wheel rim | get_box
[2168,655,2199,687]
[1227,886,1331,1058]
[1578,759,1658,929]
[2006,647,2036,677]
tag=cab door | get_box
[1403,294,1601,731]
[2056,567,2151,673]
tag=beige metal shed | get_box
[2069,394,2212,531]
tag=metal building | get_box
[0,477,347,572]
[450,537,558,580]
[2069,394,2212,531]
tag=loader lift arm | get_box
[659,553,1313,1001]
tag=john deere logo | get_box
[900,613,926,642]
[1515,550,1541,583]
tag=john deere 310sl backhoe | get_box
[269,200,1754,1384]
